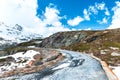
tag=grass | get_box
[2,38,43,56]
[17,41,36,47]
[62,30,120,66]
[0,58,7,62]
[103,42,120,49]
[75,44,90,52]
[2,46,30,56]
[17,39,42,47]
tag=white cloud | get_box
[84,28,91,30]
[0,0,70,37]
[39,6,70,36]
[67,16,84,26]
[95,2,105,10]
[43,6,60,25]
[105,8,110,16]
[0,0,38,27]
[97,17,108,24]
[83,9,90,20]
[96,2,110,16]
[87,2,110,17]
[88,6,98,15]
[108,1,120,29]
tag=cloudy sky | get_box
[0,0,120,37]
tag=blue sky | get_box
[36,0,118,30]
[0,0,120,37]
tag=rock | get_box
[33,54,42,60]
[69,59,85,67]
[39,32,88,48]
[109,47,119,50]
[111,52,120,56]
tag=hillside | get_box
[2,29,120,66]
[39,29,120,66]
[0,29,120,79]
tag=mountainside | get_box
[0,29,120,79]
[2,28,120,66]
[39,29,120,66]
[0,22,42,49]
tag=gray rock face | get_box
[39,31,88,48]
[1,50,108,80]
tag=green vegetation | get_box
[17,41,36,47]
[62,30,120,66]
[17,38,42,47]
[1,38,43,56]
[0,58,7,62]
[4,46,27,52]
[103,42,120,49]
[2,46,31,56]
[11,78,16,80]
[71,44,90,52]
[103,53,120,66]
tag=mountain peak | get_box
[14,24,23,31]
[0,22,42,50]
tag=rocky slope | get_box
[39,31,88,48]
[39,29,120,66]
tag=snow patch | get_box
[109,47,119,50]
[27,46,36,48]
[112,66,120,79]
[52,63,70,70]
[0,50,40,73]
[111,52,120,56]
[100,50,106,54]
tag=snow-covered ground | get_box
[11,50,40,61]
[0,50,41,73]
[112,66,120,79]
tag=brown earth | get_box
[0,48,64,78]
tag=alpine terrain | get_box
[0,22,42,50]
[0,28,119,80]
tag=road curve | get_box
[1,49,109,80]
